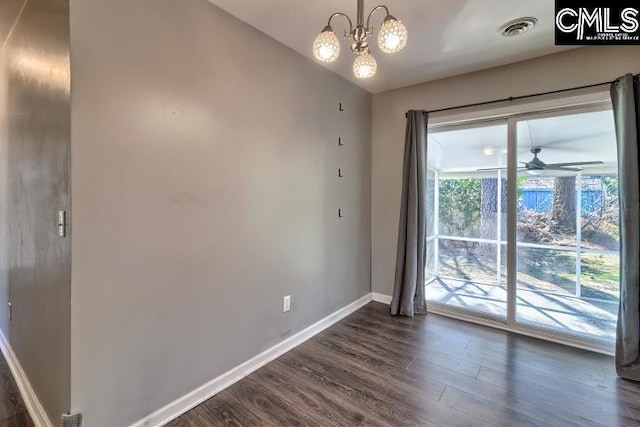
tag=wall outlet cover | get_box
[283,296,291,312]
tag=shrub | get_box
[517,209,553,243]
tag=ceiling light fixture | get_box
[313,0,408,79]
[483,145,496,156]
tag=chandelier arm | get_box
[366,5,391,32]
[327,12,354,37]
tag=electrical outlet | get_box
[283,295,291,313]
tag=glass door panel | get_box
[425,122,508,320]
[426,169,436,282]
[514,110,619,343]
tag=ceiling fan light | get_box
[313,26,341,62]
[378,16,408,54]
[353,51,377,79]
[527,169,545,176]
[483,145,496,156]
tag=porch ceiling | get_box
[428,109,618,176]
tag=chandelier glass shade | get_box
[353,51,377,79]
[378,17,408,54]
[312,0,408,79]
[312,26,341,62]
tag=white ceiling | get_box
[429,110,618,175]
[208,0,576,93]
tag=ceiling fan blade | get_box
[477,167,526,172]
[545,161,604,167]
[544,166,582,172]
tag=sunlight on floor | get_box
[426,277,617,342]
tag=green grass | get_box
[437,243,619,301]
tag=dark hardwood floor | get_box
[169,302,640,427]
[0,352,32,427]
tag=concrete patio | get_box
[426,277,618,343]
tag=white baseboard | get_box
[371,293,392,305]
[130,293,374,427]
[0,329,53,427]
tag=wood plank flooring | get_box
[0,352,32,427]
[169,302,640,427]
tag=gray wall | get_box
[372,46,640,297]
[0,0,71,422]
[69,0,371,425]
[0,0,26,337]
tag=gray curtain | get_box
[612,74,640,381]
[390,110,428,317]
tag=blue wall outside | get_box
[521,189,603,214]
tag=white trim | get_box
[507,117,519,327]
[516,241,618,255]
[427,90,611,130]
[496,168,503,288]
[576,171,583,298]
[439,235,619,256]
[371,293,392,305]
[129,293,373,427]
[0,0,27,53]
[0,329,53,427]
[439,235,499,244]
[433,170,440,275]
[368,293,614,356]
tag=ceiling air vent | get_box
[61,413,83,427]
[498,17,538,37]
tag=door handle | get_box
[58,210,66,238]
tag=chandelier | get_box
[313,0,408,79]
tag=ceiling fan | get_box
[478,147,604,175]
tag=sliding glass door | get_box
[513,109,619,344]
[425,104,620,350]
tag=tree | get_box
[480,178,498,241]
[552,176,576,233]
[438,179,480,237]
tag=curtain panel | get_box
[611,73,640,382]
[390,110,428,317]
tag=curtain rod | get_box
[405,76,637,118]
